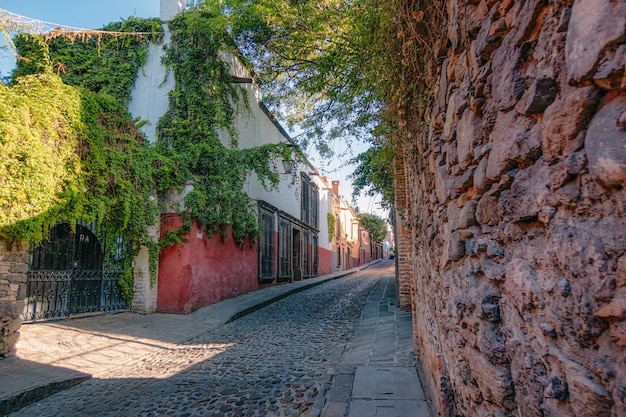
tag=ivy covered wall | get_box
[1,6,297,314]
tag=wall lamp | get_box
[231,76,253,84]
[281,159,293,174]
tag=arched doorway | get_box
[22,223,127,322]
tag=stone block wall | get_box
[404,0,626,415]
[131,224,160,314]
[0,241,28,358]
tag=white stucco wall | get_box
[127,26,173,144]
[160,0,185,21]
[224,59,305,220]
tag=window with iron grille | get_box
[303,230,311,277]
[301,176,310,224]
[301,175,319,228]
[278,218,292,279]
[311,188,319,229]
[259,209,274,280]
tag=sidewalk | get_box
[0,263,376,415]
[311,275,432,417]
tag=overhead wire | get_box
[0,7,156,36]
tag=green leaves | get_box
[200,0,444,205]
[2,10,301,291]
[210,0,395,147]
[357,212,388,243]
[0,73,159,290]
[4,18,163,303]
[349,141,395,208]
[0,74,81,232]
[12,17,163,103]
[156,6,297,246]
[327,212,336,242]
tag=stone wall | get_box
[0,241,28,358]
[395,148,415,311]
[403,0,626,415]
[131,225,160,314]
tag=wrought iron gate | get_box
[22,223,128,322]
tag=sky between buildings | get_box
[0,0,387,218]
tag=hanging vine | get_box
[11,17,163,103]
[0,72,159,303]
[1,9,299,302]
[0,18,164,303]
[155,6,297,246]
[327,212,336,242]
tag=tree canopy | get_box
[217,0,383,151]
[201,0,444,201]
[349,141,395,207]
[357,212,388,243]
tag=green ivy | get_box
[327,212,336,242]
[2,10,299,305]
[156,6,297,246]
[0,72,159,303]
[12,17,163,103]
[3,18,163,304]
[0,73,80,233]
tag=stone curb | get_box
[0,374,90,416]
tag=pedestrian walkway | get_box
[311,275,432,417]
[0,263,377,415]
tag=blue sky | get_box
[0,0,159,28]
[0,0,160,76]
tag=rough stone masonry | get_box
[396,0,626,416]
[0,241,28,358]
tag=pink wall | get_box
[318,247,333,276]
[157,214,259,314]
[363,245,372,263]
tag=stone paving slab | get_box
[1,263,379,414]
[352,367,425,400]
[314,275,432,417]
[348,399,431,417]
[0,359,89,416]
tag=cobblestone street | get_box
[11,264,394,417]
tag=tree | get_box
[349,141,395,208]
[204,0,400,149]
[357,212,387,243]
[202,0,445,202]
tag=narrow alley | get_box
[8,261,429,417]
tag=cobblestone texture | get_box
[11,273,379,417]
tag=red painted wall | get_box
[318,247,334,276]
[364,249,373,264]
[157,214,259,314]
